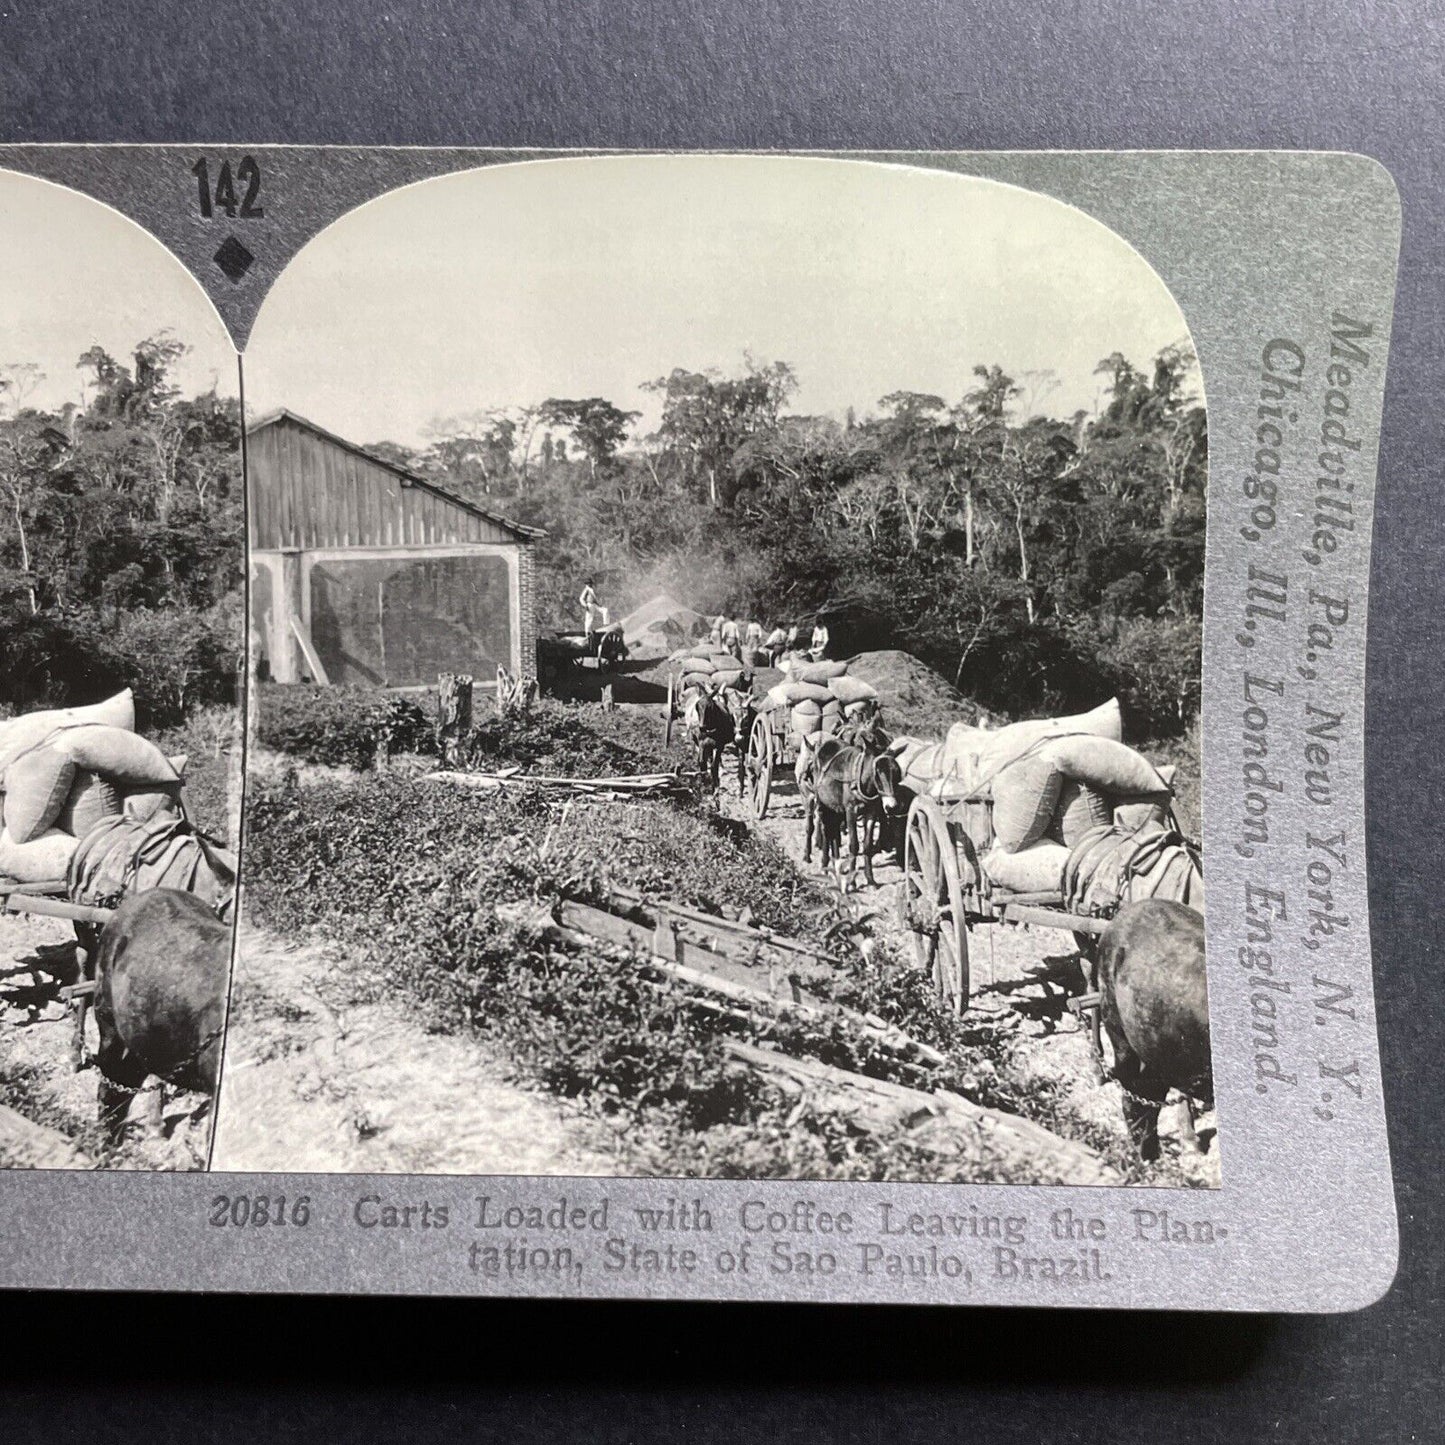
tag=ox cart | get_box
[1,812,236,1072]
[537,624,628,681]
[663,669,756,794]
[741,703,799,821]
[898,778,1197,1018]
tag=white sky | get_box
[0,170,236,412]
[247,155,1194,449]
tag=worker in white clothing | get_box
[580,581,608,640]
[721,616,742,662]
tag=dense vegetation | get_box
[0,337,241,728]
[370,349,1205,736]
[245,770,1045,1181]
[253,684,434,770]
[246,703,1163,1182]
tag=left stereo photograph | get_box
[0,169,242,1171]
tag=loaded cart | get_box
[742,702,798,821]
[742,665,881,821]
[895,702,1202,1015]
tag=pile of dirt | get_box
[619,594,709,659]
[845,650,995,739]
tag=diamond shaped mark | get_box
[213,235,255,283]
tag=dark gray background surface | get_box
[0,1,1439,1441]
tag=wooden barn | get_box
[247,410,543,689]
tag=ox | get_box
[92,888,230,1141]
[1095,898,1212,1160]
[801,728,904,890]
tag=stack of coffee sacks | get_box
[671,642,752,696]
[759,658,880,745]
[895,698,1175,894]
[0,690,186,884]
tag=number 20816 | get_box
[209,1194,311,1228]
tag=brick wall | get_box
[517,543,538,680]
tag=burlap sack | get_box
[793,660,849,684]
[982,839,1070,894]
[3,745,76,844]
[53,725,180,786]
[1114,797,1171,833]
[782,680,834,706]
[827,675,877,705]
[1054,779,1114,847]
[900,740,948,792]
[992,756,1063,853]
[1038,735,1166,796]
[56,769,122,838]
[0,690,135,774]
[0,826,78,883]
[791,701,823,738]
[961,697,1123,792]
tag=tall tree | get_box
[643,359,797,507]
[538,397,639,479]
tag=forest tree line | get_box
[0,334,242,726]
[371,346,1207,736]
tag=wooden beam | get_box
[724,1042,1119,1186]
[1003,903,1107,935]
[507,896,948,1071]
[288,613,330,686]
[3,895,113,926]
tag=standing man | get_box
[710,612,726,646]
[744,618,764,662]
[580,580,608,642]
[721,615,742,662]
[810,618,830,660]
[764,623,788,667]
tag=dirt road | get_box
[210,925,622,1176]
[716,764,1220,1186]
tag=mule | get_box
[1095,898,1212,1160]
[92,888,230,1143]
[802,733,904,889]
[686,689,737,793]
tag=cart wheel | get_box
[900,795,969,1012]
[745,715,774,820]
[664,673,675,748]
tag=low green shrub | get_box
[464,696,677,778]
[241,771,1087,1181]
[254,683,434,769]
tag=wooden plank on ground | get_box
[725,1042,1119,1186]
[427,769,685,797]
[508,897,948,1071]
[602,882,837,967]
